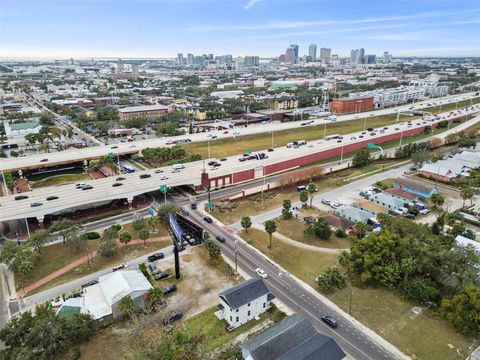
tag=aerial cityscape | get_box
[0,0,480,359]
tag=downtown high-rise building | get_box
[285,44,299,64]
[319,48,331,64]
[244,56,260,67]
[187,53,194,65]
[289,44,299,58]
[117,58,124,72]
[176,53,184,65]
[131,64,139,80]
[308,44,317,61]
[350,48,365,65]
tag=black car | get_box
[203,216,213,224]
[112,182,123,187]
[154,272,170,281]
[207,161,216,166]
[163,311,183,325]
[116,177,126,181]
[247,155,256,160]
[191,203,197,210]
[139,174,151,179]
[219,157,227,161]
[215,235,226,243]
[321,315,338,328]
[46,195,59,201]
[162,284,177,295]
[367,127,374,132]
[267,148,274,152]
[238,158,246,162]
[30,202,43,207]
[82,185,93,190]
[243,153,249,157]
[147,253,165,262]
[14,195,28,200]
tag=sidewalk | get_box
[251,224,346,254]
[19,235,171,296]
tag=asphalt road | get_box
[189,210,406,360]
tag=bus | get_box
[324,134,341,141]
[123,165,135,173]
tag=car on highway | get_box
[162,284,177,295]
[215,235,226,243]
[139,174,151,179]
[14,195,29,201]
[203,216,213,224]
[154,272,170,281]
[238,157,246,162]
[163,311,183,325]
[30,202,43,207]
[147,253,165,262]
[211,135,218,139]
[82,185,93,190]
[160,176,169,180]
[329,201,340,209]
[267,148,274,152]
[255,268,268,279]
[223,130,229,134]
[154,169,164,174]
[110,146,118,149]
[40,158,48,162]
[76,182,90,189]
[191,202,197,210]
[219,157,227,161]
[46,196,59,201]
[112,182,123,187]
[321,315,338,328]
[321,199,331,205]
[116,177,126,181]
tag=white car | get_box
[160,176,169,180]
[154,169,163,174]
[255,268,268,279]
[330,202,341,209]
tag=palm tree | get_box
[146,286,164,310]
[118,295,136,319]
[460,187,474,207]
[264,220,277,249]
[307,183,317,207]
[353,222,366,239]
[241,216,252,233]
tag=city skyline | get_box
[1,0,480,59]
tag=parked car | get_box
[162,284,177,295]
[255,268,268,279]
[321,315,338,328]
[203,216,213,224]
[149,263,158,273]
[215,235,226,243]
[154,272,170,281]
[113,263,126,272]
[163,311,183,325]
[147,253,164,262]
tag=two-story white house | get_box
[215,278,275,328]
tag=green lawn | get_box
[275,217,351,249]
[185,306,280,353]
[15,240,100,291]
[30,173,91,188]
[328,286,472,360]
[240,229,338,287]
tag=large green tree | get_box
[440,287,480,337]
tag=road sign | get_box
[247,149,253,155]
[367,143,380,149]
[108,152,114,158]
[207,201,214,209]
[160,185,169,193]
[147,207,156,216]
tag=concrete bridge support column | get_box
[127,197,134,210]
[36,216,45,230]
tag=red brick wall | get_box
[232,169,255,183]
[330,97,374,114]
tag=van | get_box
[172,164,185,170]
[297,185,306,191]
[286,143,294,148]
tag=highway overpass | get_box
[0,105,479,224]
[0,92,478,173]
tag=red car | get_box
[223,130,229,134]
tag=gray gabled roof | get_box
[241,314,345,360]
[219,278,270,310]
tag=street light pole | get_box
[208,139,211,159]
[399,130,404,147]
[340,145,344,164]
[271,130,274,148]
[234,240,238,273]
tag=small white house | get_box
[216,278,274,329]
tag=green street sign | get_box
[247,149,253,155]
[160,185,169,193]
[203,189,209,195]
[207,201,214,209]
[367,143,379,149]
[108,152,114,158]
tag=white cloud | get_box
[244,0,264,10]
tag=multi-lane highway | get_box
[1,104,479,222]
[1,91,479,173]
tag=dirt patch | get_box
[155,246,237,318]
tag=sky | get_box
[1,0,480,59]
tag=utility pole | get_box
[234,240,238,273]
[348,287,353,314]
